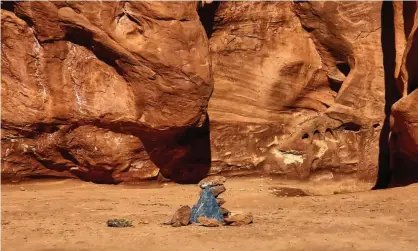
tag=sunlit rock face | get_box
[1,2,212,183]
[207,2,386,185]
[1,1,417,186]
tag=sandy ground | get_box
[2,177,418,251]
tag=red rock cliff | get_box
[1,1,417,187]
[1,2,212,183]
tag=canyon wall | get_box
[208,1,386,183]
[1,1,417,186]
[390,1,418,186]
[1,2,213,183]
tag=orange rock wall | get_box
[1,1,417,186]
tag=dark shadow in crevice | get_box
[327,62,350,94]
[405,25,418,94]
[336,62,351,77]
[373,2,401,190]
[56,148,117,184]
[328,77,343,93]
[35,123,61,134]
[409,81,418,94]
[143,115,212,184]
[339,122,361,132]
[197,1,220,39]
[57,148,80,166]
[389,152,418,187]
[70,169,117,184]
[86,119,211,184]
[63,27,123,75]
[403,1,417,38]
[1,1,15,11]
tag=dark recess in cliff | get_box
[403,1,416,37]
[336,62,351,77]
[197,1,220,39]
[64,27,122,73]
[1,1,15,11]
[143,115,212,184]
[374,1,400,190]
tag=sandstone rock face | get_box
[1,2,417,186]
[1,2,212,183]
[390,2,418,186]
[207,2,385,184]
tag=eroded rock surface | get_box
[1,1,417,186]
[1,2,212,183]
[207,2,386,185]
[390,1,418,186]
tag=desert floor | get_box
[2,177,418,251]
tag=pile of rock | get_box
[166,176,253,227]
[196,175,229,220]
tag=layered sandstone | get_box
[390,2,418,186]
[1,2,212,183]
[208,2,385,184]
[1,1,417,186]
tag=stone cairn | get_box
[166,176,253,227]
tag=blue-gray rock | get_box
[190,187,223,223]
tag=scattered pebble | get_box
[107,219,133,228]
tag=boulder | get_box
[224,213,253,226]
[220,207,230,218]
[216,198,226,206]
[199,184,226,198]
[210,185,226,197]
[168,205,191,227]
[198,175,226,188]
[197,216,220,227]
